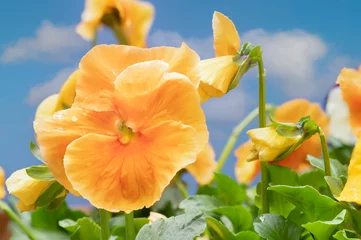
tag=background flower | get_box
[0,166,5,199]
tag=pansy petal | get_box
[55,70,80,111]
[185,143,217,185]
[213,11,240,57]
[0,166,5,199]
[34,108,118,193]
[337,67,361,137]
[114,60,208,151]
[197,56,239,99]
[75,44,200,111]
[234,141,260,184]
[339,139,361,204]
[35,94,58,120]
[116,0,154,47]
[64,120,198,212]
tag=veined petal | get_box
[114,60,208,151]
[213,11,240,57]
[337,67,361,137]
[55,70,80,111]
[185,143,217,185]
[116,0,154,47]
[35,94,58,120]
[0,166,5,199]
[234,141,260,184]
[34,108,118,193]
[75,44,200,111]
[64,120,199,212]
[197,56,239,99]
[339,139,361,204]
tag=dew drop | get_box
[72,116,78,122]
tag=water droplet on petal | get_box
[72,116,78,122]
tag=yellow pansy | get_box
[247,127,302,162]
[35,70,79,120]
[0,166,5,199]
[197,11,241,102]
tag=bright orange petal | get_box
[234,141,260,183]
[35,94,58,120]
[212,11,240,57]
[339,139,361,204]
[186,143,217,185]
[0,166,5,199]
[34,108,118,194]
[64,120,199,212]
[273,99,329,171]
[116,0,154,47]
[337,67,361,137]
[197,56,239,99]
[75,44,200,111]
[113,60,208,150]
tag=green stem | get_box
[125,212,136,240]
[99,209,111,240]
[0,201,37,240]
[216,104,276,172]
[91,31,98,48]
[318,127,331,176]
[258,56,270,214]
[111,25,129,45]
[175,178,189,199]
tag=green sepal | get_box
[26,165,55,181]
[35,181,66,207]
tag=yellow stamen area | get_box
[115,120,134,144]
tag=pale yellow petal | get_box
[35,94,58,120]
[55,70,80,111]
[0,166,5,199]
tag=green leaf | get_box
[47,195,67,210]
[136,213,206,240]
[30,141,43,162]
[206,216,259,240]
[213,205,253,233]
[214,173,246,205]
[333,229,361,240]
[267,164,298,217]
[306,155,348,178]
[26,165,55,181]
[268,185,344,224]
[152,183,184,217]
[35,181,65,207]
[299,169,332,197]
[324,176,345,198]
[59,217,101,240]
[197,184,218,196]
[254,214,302,240]
[300,231,315,240]
[329,137,354,165]
[302,210,347,240]
[179,195,223,215]
[109,216,149,237]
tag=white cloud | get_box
[148,29,214,59]
[26,67,75,106]
[1,21,86,63]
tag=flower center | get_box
[115,120,134,144]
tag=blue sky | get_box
[1,0,361,203]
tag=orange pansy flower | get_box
[337,66,361,137]
[0,166,5,199]
[34,45,208,212]
[235,99,329,183]
[185,143,217,185]
[339,138,361,204]
[77,0,154,47]
[197,11,241,102]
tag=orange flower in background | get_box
[34,45,208,212]
[235,99,329,183]
[0,166,5,199]
[339,139,361,204]
[185,143,217,185]
[197,11,241,102]
[35,70,80,120]
[337,66,361,137]
[77,0,154,47]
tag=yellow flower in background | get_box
[0,166,5,199]
[5,169,61,212]
[35,70,80,120]
[185,143,217,185]
[34,44,208,212]
[339,139,361,204]
[337,66,361,138]
[148,212,166,223]
[235,99,329,183]
[197,11,241,102]
[77,0,154,47]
